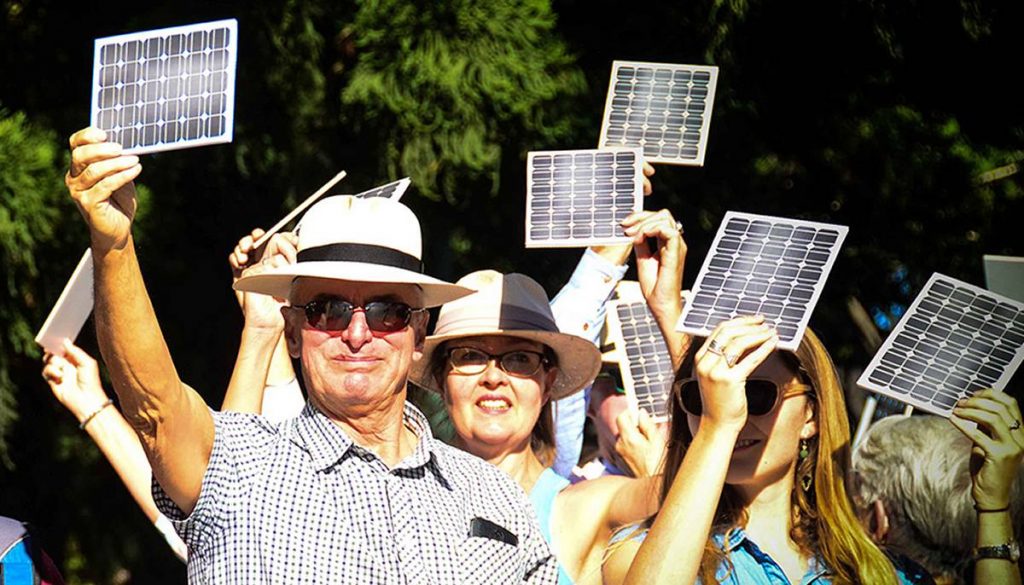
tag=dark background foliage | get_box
[1,0,1021,581]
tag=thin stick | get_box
[253,170,347,249]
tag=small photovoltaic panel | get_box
[607,297,674,421]
[676,212,848,351]
[857,273,1024,417]
[354,178,411,201]
[526,147,642,248]
[599,61,719,166]
[91,19,238,155]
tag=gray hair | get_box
[850,414,1024,583]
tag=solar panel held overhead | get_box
[91,19,239,155]
[526,147,643,248]
[857,273,1024,417]
[676,212,848,351]
[606,291,675,422]
[599,61,719,166]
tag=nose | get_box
[479,357,510,388]
[340,308,373,350]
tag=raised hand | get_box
[623,208,686,321]
[42,340,110,425]
[65,127,141,251]
[950,389,1024,511]
[691,316,778,431]
[236,232,297,332]
[615,408,669,477]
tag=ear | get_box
[799,398,818,440]
[282,307,302,359]
[543,366,559,403]
[869,499,890,543]
[411,310,429,353]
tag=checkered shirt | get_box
[154,402,557,584]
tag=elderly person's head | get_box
[410,271,600,466]
[850,413,1024,584]
[234,196,472,416]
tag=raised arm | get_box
[65,127,212,514]
[42,341,187,561]
[221,230,300,415]
[950,389,1023,585]
[623,208,690,370]
[613,318,778,585]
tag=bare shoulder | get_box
[559,475,634,510]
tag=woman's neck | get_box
[455,436,546,493]
[736,475,804,558]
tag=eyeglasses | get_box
[290,297,424,333]
[674,378,813,417]
[447,347,549,377]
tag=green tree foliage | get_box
[0,109,70,464]
[341,0,586,202]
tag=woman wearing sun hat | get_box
[410,269,661,585]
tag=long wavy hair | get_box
[658,328,901,585]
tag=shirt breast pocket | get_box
[458,534,528,584]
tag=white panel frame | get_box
[91,19,239,155]
[525,147,643,249]
[675,211,849,351]
[599,60,719,166]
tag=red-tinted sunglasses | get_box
[674,378,813,417]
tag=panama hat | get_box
[234,195,473,308]
[410,270,602,400]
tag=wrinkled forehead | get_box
[289,277,424,307]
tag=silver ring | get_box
[675,220,684,234]
[1011,419,1021,431]
[707,338,725,356]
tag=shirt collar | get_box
[291,400,438,472]
[714,528,831,581]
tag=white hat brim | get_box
[233,261,475,308]
[409,328,602,401]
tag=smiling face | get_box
[441,335,557,457]
[284,277,427,418]
[687,352,818,490]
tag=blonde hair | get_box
[654,328,902,585]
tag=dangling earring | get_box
[799,438,812,492]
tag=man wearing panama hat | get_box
[64,127,558,583]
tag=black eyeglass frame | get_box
[287,297,425,333]
[674,377,815,417]
[445,347,551,378]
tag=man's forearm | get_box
[93,237,185,431]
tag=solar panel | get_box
[606,293,674,421]
[91,19,238,155]
[599,61,719,166]
[526,147,642,248]
[35,250,94,355]
[857,273,1024,417]
[676,212,848,351]
[353,178,411,200]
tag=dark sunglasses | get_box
[290,297,424,333]
[675,378,813,417]
[447,347,549,377]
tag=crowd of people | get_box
[19,125,1023,584]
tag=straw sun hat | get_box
[234,195,473,307]
[410,270,602,400]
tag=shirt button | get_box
[582,323,589,331]
[603,276,612,283]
